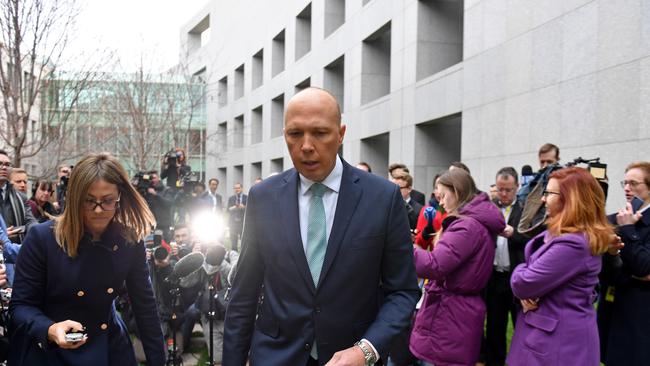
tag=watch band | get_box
[354,340,377,365]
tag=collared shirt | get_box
[494,202,513,271]
[298,156,342,252]
[208,190,219,211]
[0,182,6,201]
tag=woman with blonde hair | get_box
[507,167,615,366]
[9,153,165,366]
[410,168,505,366]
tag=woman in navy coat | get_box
[9,153,165,366]
[506,167,614,366]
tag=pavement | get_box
[133,324,215,366]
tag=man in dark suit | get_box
[388,163,425,206]
[202,178,224,213]
[227,182,247,252]
[0,150,36,244]
[223,88,420,366]
[481,167,527,366]
[392,173,423,231]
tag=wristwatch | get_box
[354,340,377,365]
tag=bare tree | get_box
[96,59,208,174]
[0,0,107,174]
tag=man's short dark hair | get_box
[394,173,413,188]
[450,161,471,174]
[146,170,158,176]
[175,223,188,231]
[0,149,8,158]
[538,143,560,159]
[357,162,372,173]
[388,163,409,174]
[495,167,519,185]
[209,178,219,185]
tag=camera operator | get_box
[54,164,72,212]
[154,224,204,353]
[140,170,174,242]
[161,148,191,190]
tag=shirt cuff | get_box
[361,338,380,361]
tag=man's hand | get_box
[0,265,6,287]
[325,345,366,366]
[6,226,23,238]
[147,187,157,195]
[47,320,87,349]
[501,225,514,238]
[170,242,179,256]
[617,202,642,226]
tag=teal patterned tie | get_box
[306,183,328,286]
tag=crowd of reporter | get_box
[0,142,648,365]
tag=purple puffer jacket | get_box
[409,192,505,366]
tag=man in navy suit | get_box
[223,88,420,366]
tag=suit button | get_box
[113,245,119,251]
[315,307,321,314]
[304,343,310,350]
[37,342,43,349]
[100,323,108,330]
[107,288,114,294]
[77,291,85,297]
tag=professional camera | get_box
[145,230,170,262]
[132,171,154,196]
[164,149,183,167]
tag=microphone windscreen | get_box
[522,165,533,176]
[171,252,205,279]
[206,245,227,266]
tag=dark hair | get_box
[0,149,8,158]
[357,162,372,173]
[209,178,219,185]
[146,170,158,176]
[31,179,55,198]
[389,163,409,174]
[449,161,471,174]
[394,173,413,188]
[496,167,519,184]
[538,143,560,159]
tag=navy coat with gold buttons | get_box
[8,221,165,366]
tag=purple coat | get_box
[507,231,601,366]
[410,192,505,366]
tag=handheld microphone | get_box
[206,245,227,267]
[521,165,534,185]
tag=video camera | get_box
[132,171,155,196]
[164,149,183,167]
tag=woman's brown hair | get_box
[546,167,614,255]
[436,168,478,215]
[54,153,155,257]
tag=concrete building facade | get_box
[181,0,650,211]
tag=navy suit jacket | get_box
[223,160,420,366]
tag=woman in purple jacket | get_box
[410,169,505,366]
[507,167,615,366]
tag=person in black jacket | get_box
[480,167,528,366]
[598,161,650,366]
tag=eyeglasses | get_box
[620,180,646,189]
[542,189,560,198]
[0,162,11,168]
[83,196,120,211]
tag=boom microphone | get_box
[168,252,204,281]
[206,245,227,266]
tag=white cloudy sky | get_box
[66,0,209,72]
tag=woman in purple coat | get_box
[507,167,615,366]
[410,169,505,366]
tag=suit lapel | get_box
[278,170,316,294]
[317,163,362,289]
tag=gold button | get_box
[100,323,107,330]
[77,291,85,297]
[107,288,114,294]
[112,245,118,251]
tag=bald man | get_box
[223,88,419,366]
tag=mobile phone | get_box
[631,196,644,213]
[64,333,86,343]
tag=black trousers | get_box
[481,270,518,366]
